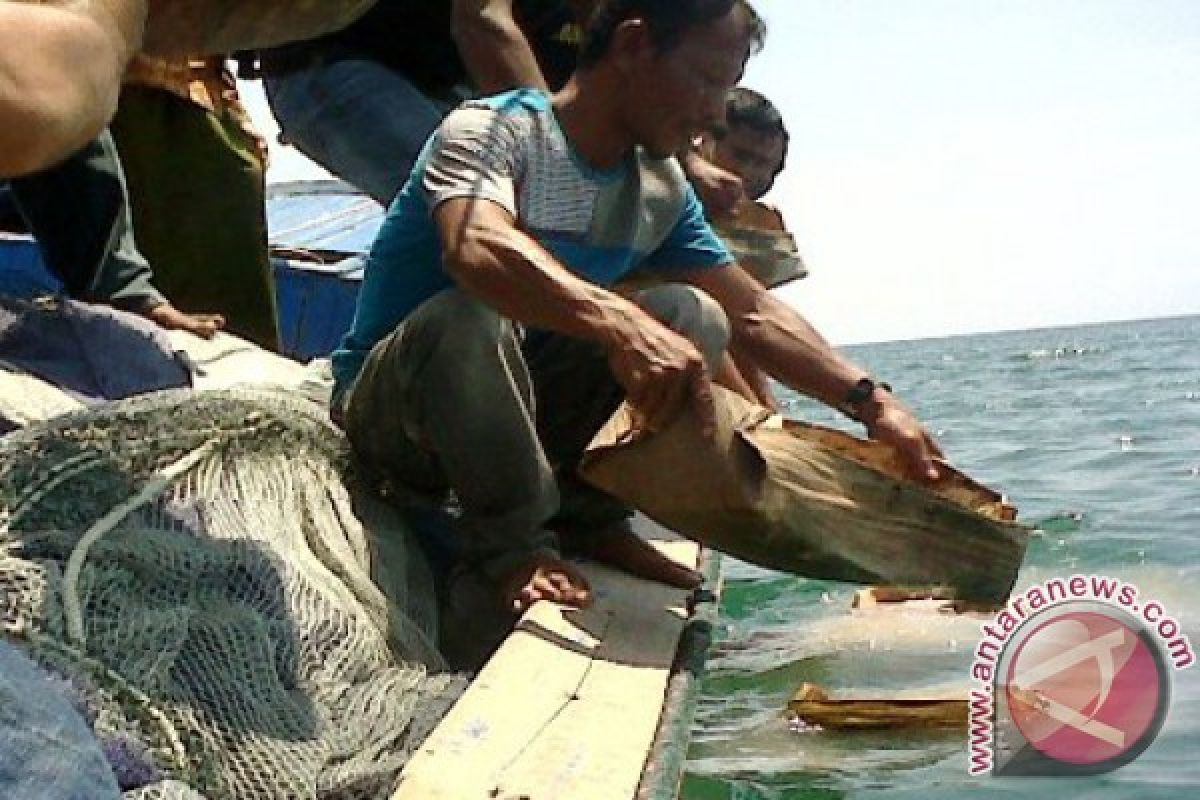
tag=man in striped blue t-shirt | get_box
[334,0,943,617]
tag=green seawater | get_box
[682,314,1200,799]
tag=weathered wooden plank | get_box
[491,544,693,799]
[788,682,968,730]
[582,387,1028,605]
[393,521,698,800]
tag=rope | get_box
[62,440,218,648]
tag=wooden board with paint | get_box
[392,517,700,800]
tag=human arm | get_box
[434,196,715,435]
[681,146,744,219]
[727,346,779,410]
[681,263,944,481]
[0,1,147,176]
[451,0,549,93]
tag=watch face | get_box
[846,377,876,406]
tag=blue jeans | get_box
[264,57,454,206]
[0,640,121,799]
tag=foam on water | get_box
[684,316,1200,799]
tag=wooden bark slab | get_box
[788,683,967,730]
[711,202,807,289]
[581,387,1029,605]
[392,519,699,800]
[852,586,1004,615]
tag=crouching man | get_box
[331,0,943,615]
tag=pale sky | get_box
[241,0,1200,344]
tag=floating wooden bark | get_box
[853,586,1004,614]
[788,683,967,731]
[581,387,1028,605]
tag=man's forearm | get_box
[734,291,868,409]
[443,204,650,350]
[452,0,548,93]
[687,265,942,476]
[689,265,868,409]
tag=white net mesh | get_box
[0,389,465,799]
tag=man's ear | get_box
[608,18,653,74]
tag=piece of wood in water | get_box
[852,586,1005,614]
[787,683,967,731]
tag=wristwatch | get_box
[841,377,892,422]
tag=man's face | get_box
[711,125,785,201]
[623,10,751,159]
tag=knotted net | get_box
[0,389,465,799]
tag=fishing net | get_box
[0,388,466,799]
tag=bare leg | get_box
[581,521,702,590]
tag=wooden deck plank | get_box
[393,521,698,800]
[492,546,693,798]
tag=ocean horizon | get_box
[685,313,1200,799]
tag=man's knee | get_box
[405,289,512,360]
[347,290,511,424]
[635,284,730,367]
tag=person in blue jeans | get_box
[259,0,595,207]
[258,0,749,214]
[0,639,121,799]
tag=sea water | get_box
[682,314,1200,799]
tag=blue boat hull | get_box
[0,232,365,361]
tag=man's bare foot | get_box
[145,303,225,339]
[499,552,592,612]
[585,525,703,590]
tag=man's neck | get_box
[552,73,635,171]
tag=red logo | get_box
[1003,608,1167,770]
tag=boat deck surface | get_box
[394,521,698,800]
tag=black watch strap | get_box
[841,377,892,422]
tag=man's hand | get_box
[605,313,716,437]
[682,150,745,218]
[499,552,592,612]
[861,392,945,483]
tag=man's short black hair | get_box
[720,86,789,176]
[577,0,765,69]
